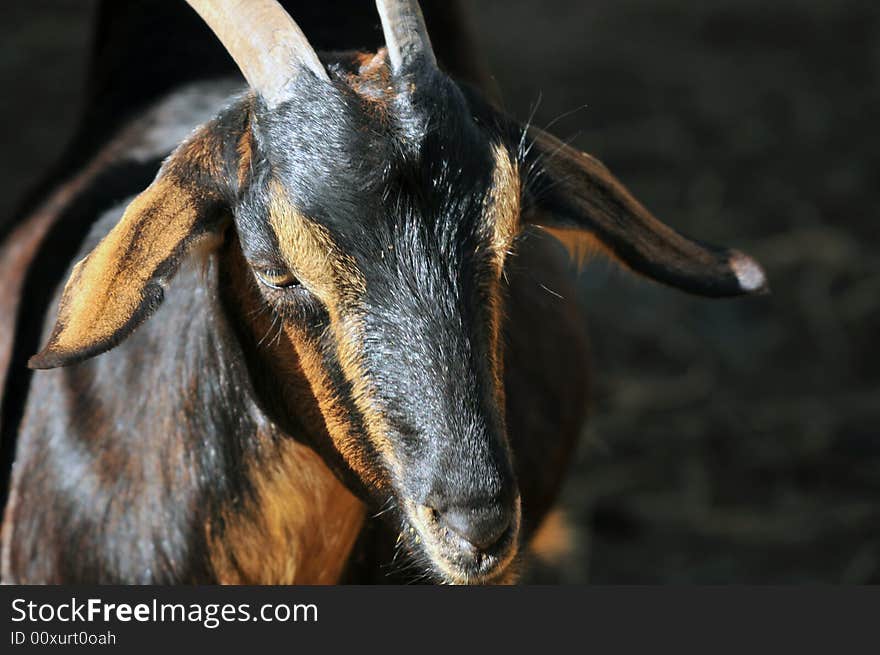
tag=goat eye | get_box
[255,268,300,290]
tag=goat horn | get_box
[376,0,437,72]
[186,0,328,107]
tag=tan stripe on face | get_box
[267,185,400,477]
[267,182,365,304]
[484,144,521,273]
[481,145,521,395]
[281,323,388,490]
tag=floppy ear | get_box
[522,128,767,297]
[29,126,232,370]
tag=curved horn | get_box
[186,0,328,107]
[376,0,437,72]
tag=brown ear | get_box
[29,129,231,370]
[523,128,767,297]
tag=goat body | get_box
[0,1,585,584]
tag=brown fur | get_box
[484,145,521,274]
[268,191,405,477]
[537,224,622,270]
[482,146,522,397]
[268,188,366,302]
[235,105,256,190]
[43,178,205,357]
[529,508,575,565]
[348,49,393,117]
[267,193,399,474]
[208,433,365,584]
[284,325,387,491]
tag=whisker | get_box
[541,103,590,133]
[372,496,397,519]
[518,91,543,162]
[539,282,564,300]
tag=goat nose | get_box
[439,504,512,551]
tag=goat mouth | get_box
[401,497,522,585]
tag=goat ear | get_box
[29,127,231,370]
[522,128,767,297]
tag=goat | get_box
[0,0,766,584]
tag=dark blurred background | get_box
[2,1,878,582]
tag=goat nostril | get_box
[439,505,512,551]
